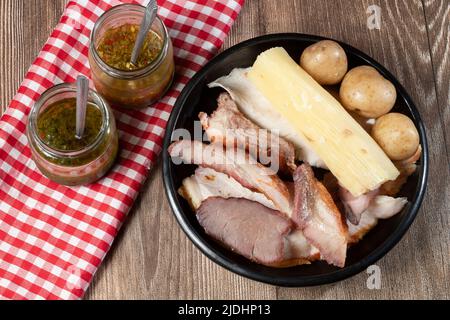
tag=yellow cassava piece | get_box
[247,47,399,196]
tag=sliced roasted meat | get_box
[199,93,296,174]
[339,186,379,225]
[347,211,377,245]
[348,195,408,244]
[178,167,318,264]
[169,140,292,217]
[293,164,348,267]
[197,197,293,266]
[321,172,408,245]
[178,167,276,211]
[364,195,408,219]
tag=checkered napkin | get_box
[0,0,243,299]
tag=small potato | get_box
[340,65,396,118]
[371,113,420,161]
[300,40,348,85]
[324,85,374,132]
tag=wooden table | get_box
[0,0,448,300]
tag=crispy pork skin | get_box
[169,140,292,217]
[199,93,296,174]
[197,197,293,266]
[293,164,348,267]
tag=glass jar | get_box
[27,83,119,186]
[89,4,175,109]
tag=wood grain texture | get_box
[0,0,448,300]
[0,0,66,111]
[422,0,450,156]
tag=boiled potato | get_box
[324,86,375,132]
[371,113,419,161]
[340,65,396,118]
[300,40,348,85]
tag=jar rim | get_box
[89,3,170,79]
[28,83,110,159]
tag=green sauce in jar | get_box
[37,98,103,152]
[28,82,119,185]
[97,23,163,70]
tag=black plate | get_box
[162,33,428,286]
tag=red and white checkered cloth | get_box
[0,0,243,299]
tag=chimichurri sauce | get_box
[37,98,103,151]
[97,23,163,71]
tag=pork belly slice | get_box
[348,196,408,244]
[320,172,408,245]
[347,211,377,245]
[178,167,276,211]
[197,197,293,266]
[178,167,318,264]
[169,140,292,217]
[199,93,296,175]
[293,164,348,267]
[366,196,408,219]
[339,187,379,225]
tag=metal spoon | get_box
[75,75,89,139]
[130,0,158,66]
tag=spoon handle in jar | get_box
[131,0,158,66]
[75,75,89,139]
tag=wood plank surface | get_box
[0,0,448,300]
[0,0,66,111]
[423,0,450,156]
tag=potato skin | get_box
[371,113,420,161]
[300,40,348,85]
[339,65,397,118]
